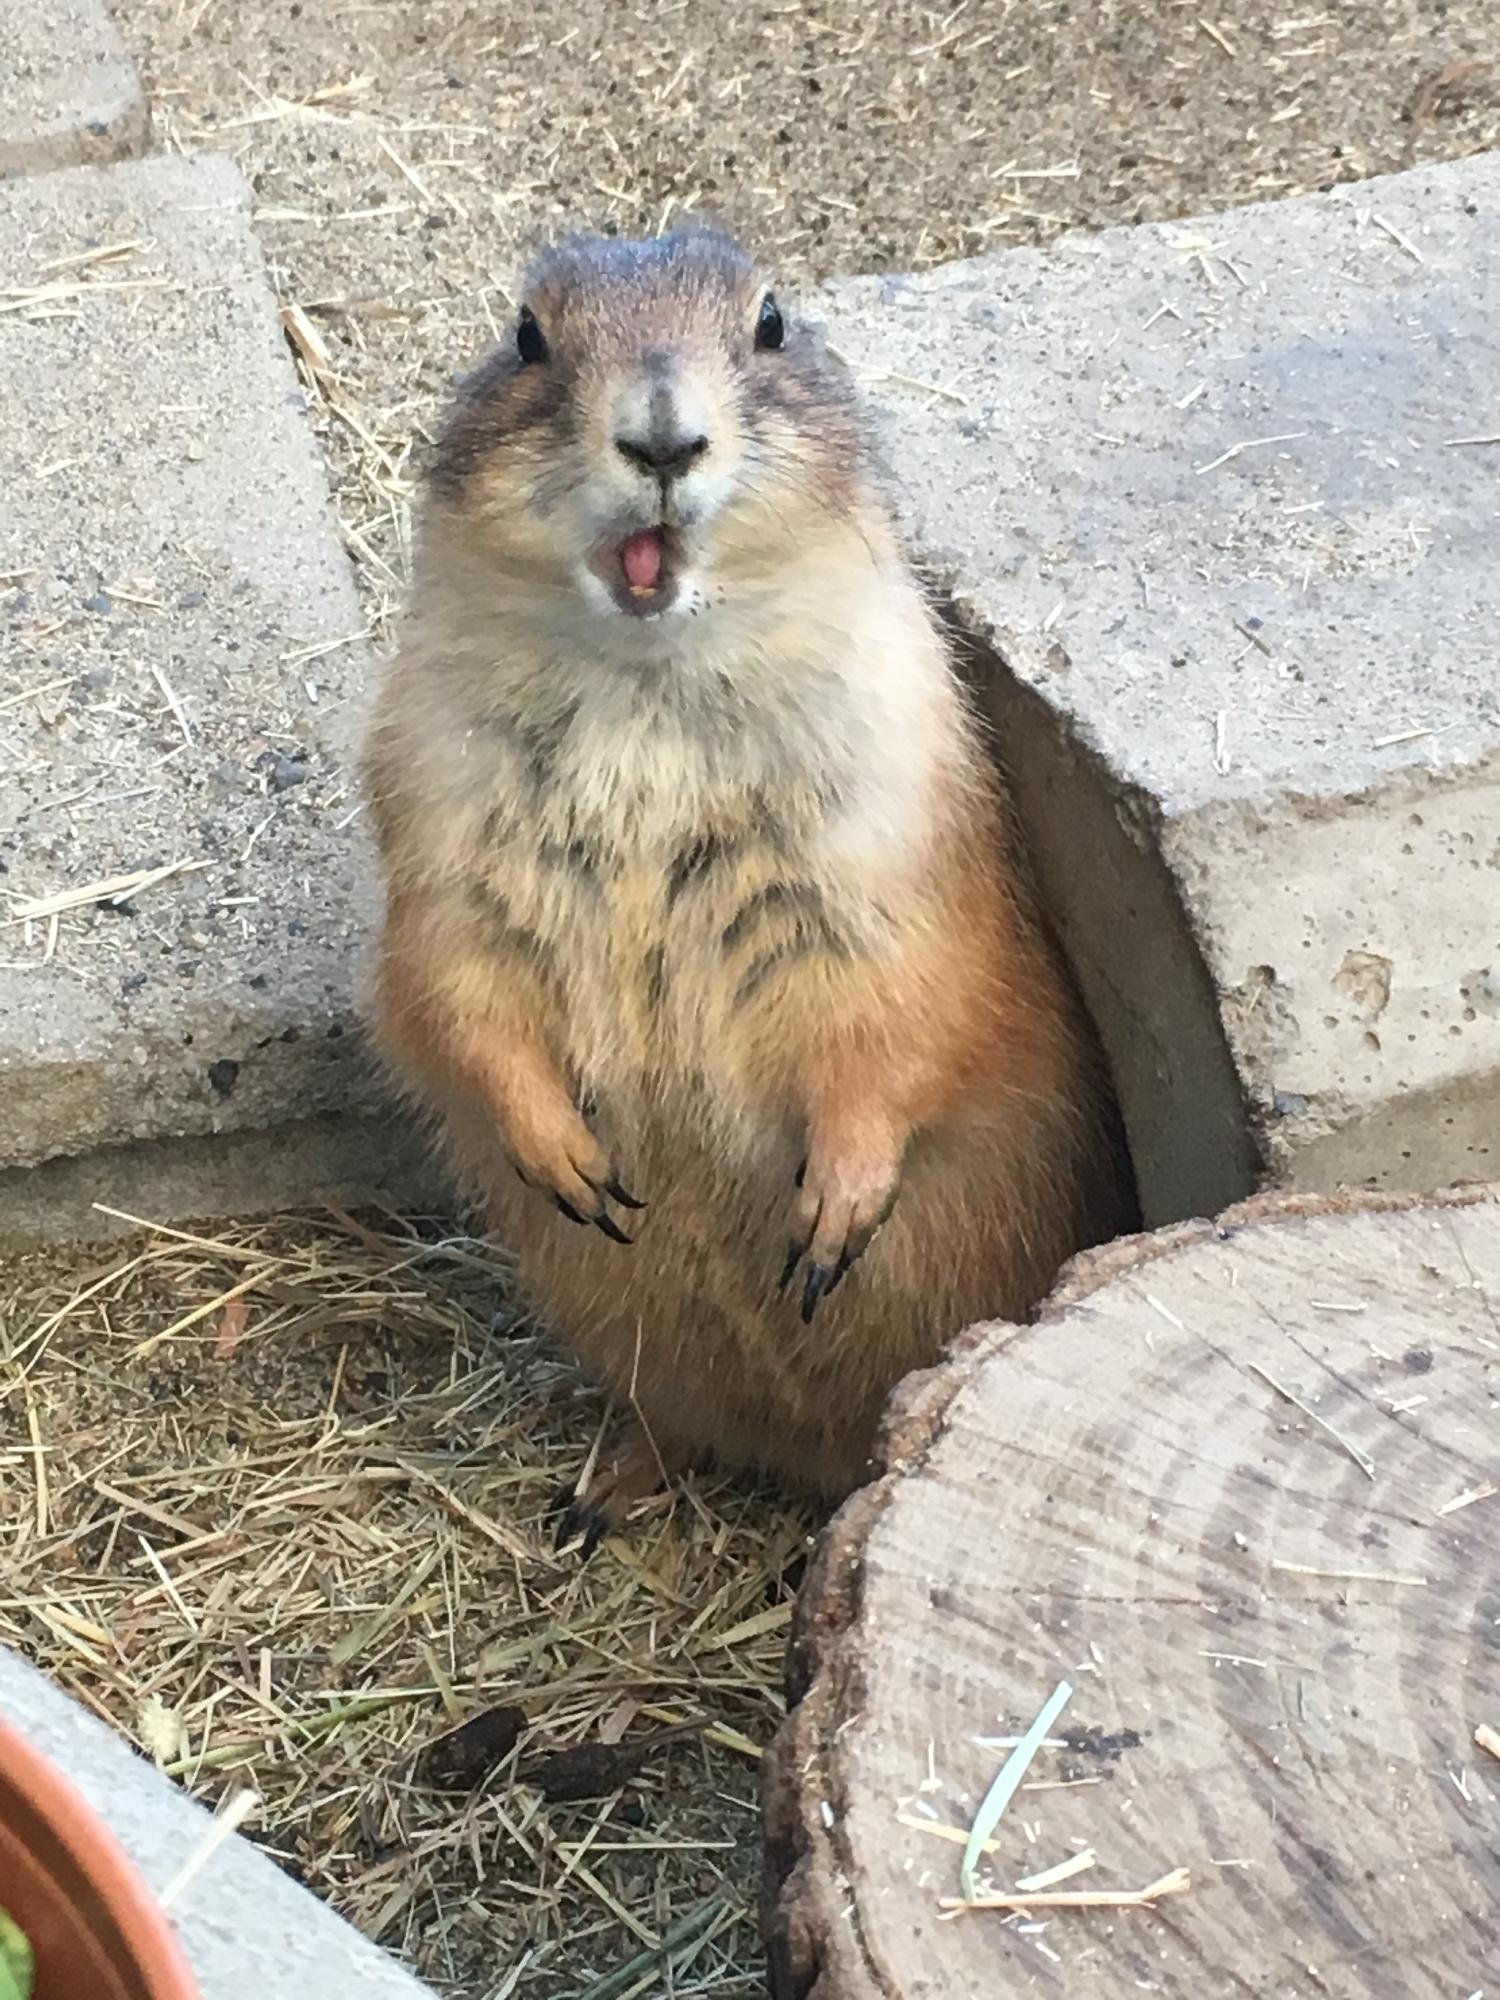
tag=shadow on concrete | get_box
[943,604,1262,1229]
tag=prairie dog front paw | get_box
[504,1087,644,1243]
[778,1116,903,1322]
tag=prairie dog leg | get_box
[551,1420,694,1557]
[375,913,644,1239]
[771,1010,943,1320]
[488,1036,640,1239]
[781,1098,905,1322]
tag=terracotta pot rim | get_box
[0,1714,202,2000]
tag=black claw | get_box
[605,1177,646,1210]
[570,1507,610,1560]
[825,1251,853,1297]
[554,1195,591,1227]
[793,1158,807,1188]
[551,1498,578,1552]
[593,1211,634,1246]
[801,1262,836,1325]
[777,1240,805,1293]
[552,1494,609,1560]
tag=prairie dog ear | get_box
[515,305,548,367]
[754,292,785,351]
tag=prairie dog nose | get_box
[615,428,710,480]
[613,374,711,481]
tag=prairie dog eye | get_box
[754,292,784,351]
[516,306,548,365]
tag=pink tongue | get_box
[621,529,664,591]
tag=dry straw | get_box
[0,1207,808,1993]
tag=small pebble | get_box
[83,591,113,615]
[270,757,308,790]
[207,1058,240,1097]
[179,589,206,610]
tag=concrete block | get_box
[822,154,1500,1220]
[0,1646,433,1998]
[0,153,420,1235]
[0,0,149,175]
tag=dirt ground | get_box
[115,0,1499,631]
[5,2,1497,1996]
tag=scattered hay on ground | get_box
[0,1210,810,1997]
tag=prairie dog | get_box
[362,224,1136,1525]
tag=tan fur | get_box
[362,225,1136,1512]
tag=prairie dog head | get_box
[429,225,867,640]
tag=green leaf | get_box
[0,1906,35,2000]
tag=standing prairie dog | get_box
[362,224,1136,1529]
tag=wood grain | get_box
[764,1185,1500,1998]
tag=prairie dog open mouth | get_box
[589,526,682,617]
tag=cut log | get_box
[764,1186,1500,1999]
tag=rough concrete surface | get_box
[0,152,417,1225]
[0,0,150,175]
[822,153,1500,1216]
[0,1646,434,1999]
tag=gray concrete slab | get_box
[0,1646,433,1997]
[0,0,149,175]
[822,154,1500,1218]
[0,153,418,1217]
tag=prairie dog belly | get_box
[466,715,893,1153]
